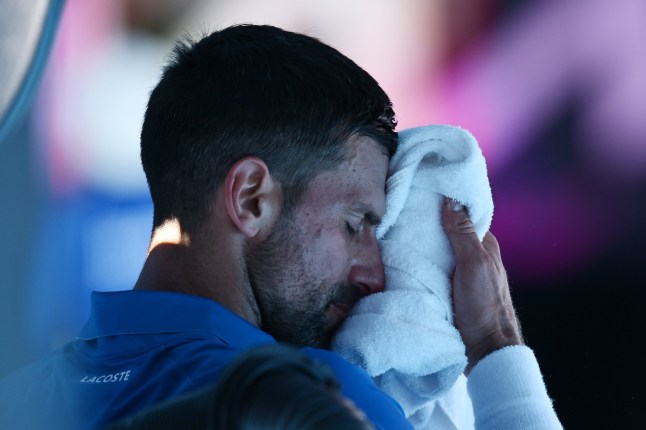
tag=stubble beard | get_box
[245,211,333,349]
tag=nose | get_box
[349,233,385,295]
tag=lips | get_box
[328,284,364,325]
[328,301,353,322]
[333,301,352,314]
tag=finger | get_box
[482,231,501,257]
[482,231,506,276]
[442,197,482,260]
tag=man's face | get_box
[246,136,388,348]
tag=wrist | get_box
[464,322,524,375]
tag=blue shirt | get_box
[0,290,411,429]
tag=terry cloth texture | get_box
[333,124,493,427]
[468,346,563,430]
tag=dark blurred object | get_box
[0,0,64,145]
[119,0,200,35]
[105,344,374,430]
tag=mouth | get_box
[328,301,354,323]
[326,284,364,328]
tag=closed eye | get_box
[346,222,359,236]
[349,202,382,227]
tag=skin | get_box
[135,134,523,371]
[245,136,387,348]
[441,197,524,374]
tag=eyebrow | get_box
[350,202,382,226]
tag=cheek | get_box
[307,227,352,279]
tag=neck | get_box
[134,219,261,326]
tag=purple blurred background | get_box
[1,0,644,427]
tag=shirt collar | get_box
[78,290,274,350]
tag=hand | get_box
[441,197,524,374]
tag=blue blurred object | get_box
[25,189,152,358]
[0,0,64,146]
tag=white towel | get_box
[332,125,493,427]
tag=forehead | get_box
[299,136,388,217]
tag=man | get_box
[0,25,559,429]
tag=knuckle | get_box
[471,249,489,266]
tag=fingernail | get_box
[451,199,464,212]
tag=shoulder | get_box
[302,348,413,430]
[133,335,249,392]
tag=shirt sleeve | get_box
[303,348,414,430]
[467,345,563,430]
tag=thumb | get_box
[442,197,482,260]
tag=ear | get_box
[224,157,282,238]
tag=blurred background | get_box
[1,0,644,428]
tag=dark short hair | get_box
[141,24,397,233]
